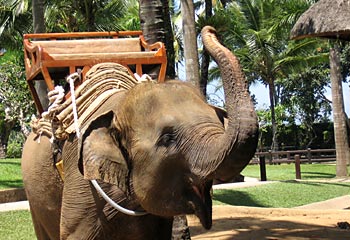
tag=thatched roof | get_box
[290,0,350,40]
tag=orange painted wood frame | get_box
[23,31,167,114]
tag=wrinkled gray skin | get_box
[21,26,258,240]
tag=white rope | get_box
[67,72,81,138]
[40,86,65,143]
[134,73,154,83]
[65,71,147,217]
[43,86,65,118]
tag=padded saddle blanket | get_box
[31,62,148,140]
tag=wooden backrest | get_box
[31,38,142,54]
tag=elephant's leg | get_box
[29,203,51,240]
[22,132,63,240]
[60,139,105,239]
[172,215,191,240]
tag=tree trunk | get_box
[162,0,176,79]
[0,119,15,158]
[83,0,94,31]
[139,0,176,79]
[0,140,5,159]
[32,0,49,112]
[200,0,212,97]
[330,44,349,177]
[139,0,165,44]
[268,80,278,152]
[180,0,200,86]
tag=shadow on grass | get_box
[301,171,336,179]
[213,190,267,207]
[0,161,21,166]
[284,180,350,188]
[0,180,23,189]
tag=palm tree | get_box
[214,0,326,151]
[0,0,32,50]
[180,0,200,86]
[45,0,127,32]
[32,0,49,111]
[139,0,176,78]
[32,0,45,33]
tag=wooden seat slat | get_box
[31,38,142,54]
[48,52,158,60]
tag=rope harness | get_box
[31,63,152,216]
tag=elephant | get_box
[21,26,258,240]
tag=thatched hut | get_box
[291,0,350,41]
[290,0,350,177]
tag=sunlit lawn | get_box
[214,180,350,207]
[0,158,23,189]
[0,210,35,240]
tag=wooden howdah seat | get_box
[23,31,167,114]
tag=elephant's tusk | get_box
[90,180,147,216]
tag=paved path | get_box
[294,195,350,210]
[213,177,274,190]
[0,201,29,212]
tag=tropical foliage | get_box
[201,0,332,151]
[0,52,34,157]
[0,0,349,158]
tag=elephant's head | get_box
[78,26,258,230]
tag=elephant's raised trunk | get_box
[200,26,258,180]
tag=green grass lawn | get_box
[214,180,350,207]
[0,210,35,240]
[0,158,23,189]
[223,163,349,207]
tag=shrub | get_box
[6,131,24,158]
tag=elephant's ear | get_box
[78,111,129,193]
[210,105,228,128]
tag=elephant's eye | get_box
[158,127,176,147]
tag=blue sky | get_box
[250,82,350,116]
[178,62,350,117]
[206,79,350,120]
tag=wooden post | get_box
[295,154,301,180]
[259,155,267,181]
[268,150,273,165]
[307,148,312,164]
